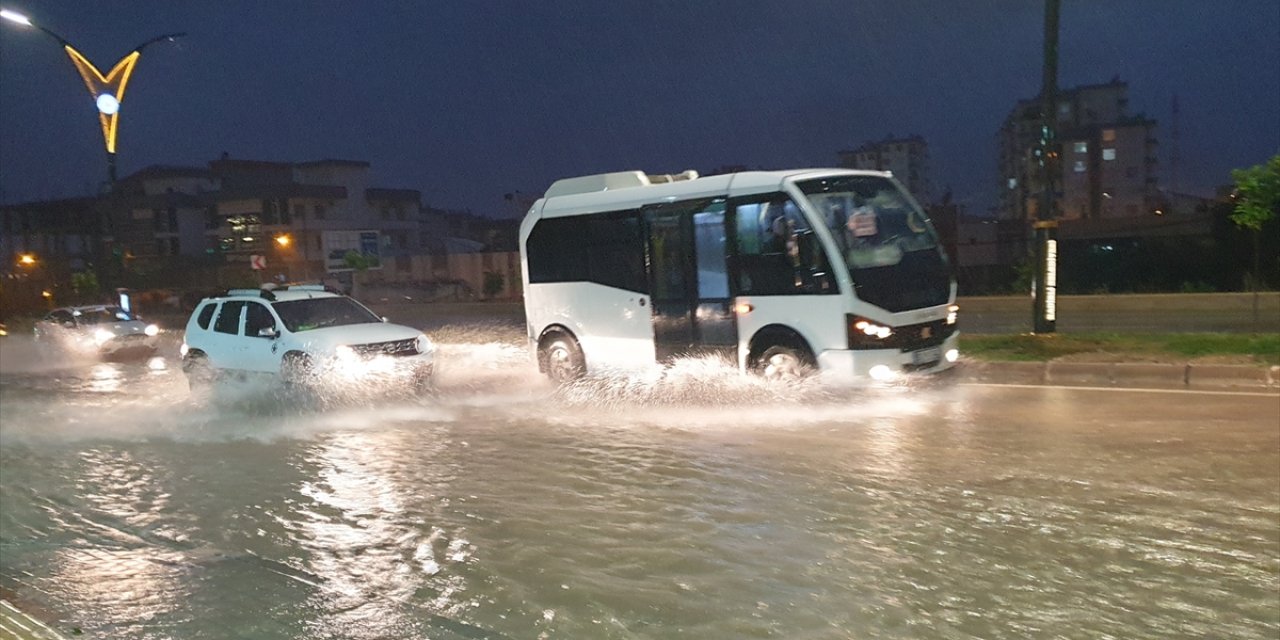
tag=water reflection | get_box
[87,363,123,394]
[41,447,191,632]
[1,326,1276,639]
[288,428,475,638]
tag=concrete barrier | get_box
[958,360,1276,391]
[0,599,68,639]
[957,292,1280,333]
[1111,363,1188,389]
[1187,364,1274,389]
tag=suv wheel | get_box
[184,353,216,391]
[281,352,315,387]
[412,364,434,395]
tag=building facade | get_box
[997,78,1159,222]
[838,135,933,204]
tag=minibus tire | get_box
[752,344,815,380]
[541,333,585,383]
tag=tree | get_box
[1230,155,1280,315]
[343,250,378,299]
[482,271,505,299]
[1231,155,1280,231]
[70,270,100,303]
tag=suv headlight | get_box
[414,334,433,355]
[334,345,358,361]
[93,328,114,345]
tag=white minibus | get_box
[519,168,959,382]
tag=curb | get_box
[959,361,1280,391]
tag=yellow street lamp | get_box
[17,252,37,267]
[274,234,292,248]
[0,8,183,185]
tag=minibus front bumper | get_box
[817,331,960,382]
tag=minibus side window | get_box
[732,195,835,296]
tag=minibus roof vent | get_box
[544,170,699,198]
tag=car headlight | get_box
[334,344,358,361]
[946,305,959,326]
[415,334,433,355]
[179,342,189,357]
[93,329,114,345]
[144,324,160,336]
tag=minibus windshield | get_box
[797,175,951,311]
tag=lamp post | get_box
[1031,0,1060,334]
[0,8,183,186]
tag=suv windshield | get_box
[271,297,382,332]
[797,175,951,311]
[74,307,134,324]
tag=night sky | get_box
[1,1,1277,217]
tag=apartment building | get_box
[997,77,1159,221]
[837,135,933,204]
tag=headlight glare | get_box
[414,334,433,355]
[144,324,160,336]
[847,314,895,349]
[93,329,113,345]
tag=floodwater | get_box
[0,326,1277,639]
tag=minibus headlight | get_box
[946,305,959,326]
[847,314,894,349]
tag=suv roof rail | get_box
[224,288,276,301]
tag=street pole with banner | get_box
[250,254,266,284]
[1032,220,1058,332]
[1033,0,1061,334]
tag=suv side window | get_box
[213,301,246,335]
[196,303,217,330]
[244,302,277,338]
[49,310,75,327]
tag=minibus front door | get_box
[645,203,737,364]
[645,210,695,362]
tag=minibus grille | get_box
[893,319,953,352]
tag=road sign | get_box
[250,254,266,270]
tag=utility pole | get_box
[1032,0,1060,334]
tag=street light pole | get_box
[1032,0,1060,334]
[0,8,183,187]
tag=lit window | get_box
[1074,142,1088,154]
[1102,148,1116,161]
[1102,129,1116,142]
[1058,102,1071,114]
[1073,161,1086,173]
[1007,178,1017,189]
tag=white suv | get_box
[180,285,434,393]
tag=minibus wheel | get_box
[541,333,585,383]
[753,344,815,381]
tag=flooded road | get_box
[1,329,1277,639]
